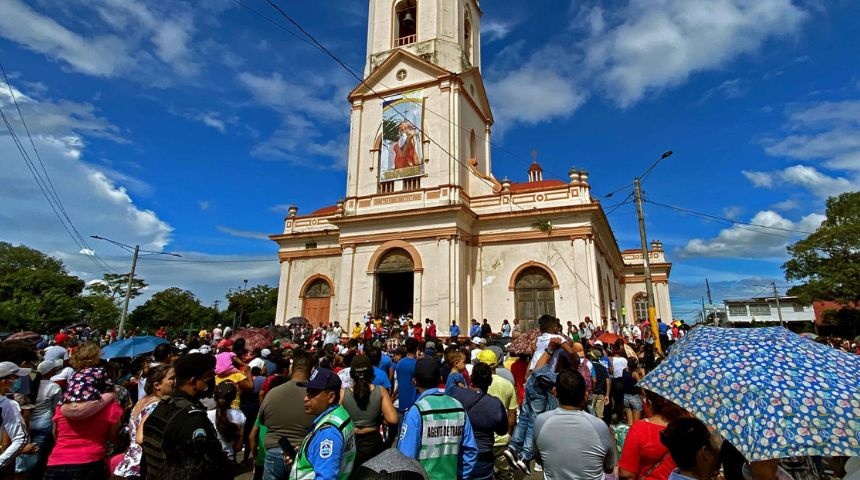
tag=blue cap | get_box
[298,367,341,391]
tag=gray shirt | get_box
[533,408,617,480]
[258,380,316,449]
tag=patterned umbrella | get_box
[639,326,860,461]
[4,331,41,342]
[233,327,274,352]
[596,332,623,345]
[286,316,309,326]
[506,329,539,355]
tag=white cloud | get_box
[764,100,860,171]
[676,210,824,259]
[217,226,271,241]
[482,20,514,43]
[488,69,587,128]
[722,206,743,219]
[583,0,807,106]
[198,200,211,211]
[699,78,747,104]
[744,164,858,199]
[771,199,799,211]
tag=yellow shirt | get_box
[215,372,247,409]
[352,326,361,339]
[487,374,517,446]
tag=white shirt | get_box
[529,333,566,371]
[632,325,642,340]
[338,367,353,389]
[43,345,69,362]
[206,408,246,461]
[0,396,27,469]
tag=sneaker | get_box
[515,457,532,476]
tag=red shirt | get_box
[412,325,423,341]
[618,419,677,480]
[510,358,528,405]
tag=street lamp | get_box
[90,236,180,339]
[632,150,673,354]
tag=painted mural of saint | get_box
[393,120,419,169]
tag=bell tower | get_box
[343,0,494,212]
[365,0,482,75]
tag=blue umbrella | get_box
[100,335,168,359]
[639,326,860,462]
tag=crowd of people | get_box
[0,313,857,480]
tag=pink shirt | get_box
[48,400,123,466]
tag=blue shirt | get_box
[445,371,466,394]
[658,322,669,334]
[469,324,481,337]
[450,324,460,337]
[301,405,346,480]
[378,354,393,377]
[398,389,478,479]
[373,367,392,389]
[394,356,418,413]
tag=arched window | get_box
[469,130,477,161]
[394,0,417,47]
[305,279,331,298]
[633,292,647,322]
[464,9,473,64]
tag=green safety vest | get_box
[415,393,467,478]
[290,405,356,480]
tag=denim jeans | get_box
[263,447,290,480]
[509,396,536,461]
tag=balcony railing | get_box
[395,34,416,47]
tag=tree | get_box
[783,192,860,304]
[81,295,121,331]
[129,287,218,333]
[0,242,87,331]
[86,272,147,303]
[227,284,278,327]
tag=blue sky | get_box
[1,0,858,321]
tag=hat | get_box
[299,367,342,391]
[199,344,212,354]
[54,333,69,344]
[354,448,429,480]
[476,349,498,367]
[594,340,604,346]
[36,359,63,375]
[471,336,485,346]
[261,348,272,358]
[413,358,441,384]
[425,341,436,350]
[0,361,30,378]
[588,350,601,361]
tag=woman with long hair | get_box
[113,364,175,479]
[618,390,688,480]
[340,355,398,468]
[207,381,246,465]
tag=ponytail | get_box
[213,382,240,442]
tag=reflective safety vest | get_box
[291,405,356,480]
[415,393,466,478]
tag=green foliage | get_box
[81,294,121,331]
[783,192,860,304]
[227,284,278,328]
[0,242,87,330]
[820,307,860,338]
[86,272,147,303]
[383,117,400,142]
[129,287,218,332]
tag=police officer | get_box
[287,367,356,480]
[398,358,478,478]
[141,353,231,479]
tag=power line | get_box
[0,61,116,273]
[139,256,275,264]
[645,199,815,238]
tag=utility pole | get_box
[634,177,662,354]
[772,282,784,328]
[118,245,139,340]
[702,297,707,325]
[213,300,220,311]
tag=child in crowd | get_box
[61,342,115,419]
[444,350,467,394]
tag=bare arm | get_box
[249,423,260,461]
[379,388,399,426]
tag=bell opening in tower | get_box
[394,0,417,47]
[375,272,413,317]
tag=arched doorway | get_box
[302,277,332,325]
[514,266,556,331]
[633,292,647,323]
[374,248,414,316]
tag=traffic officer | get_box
[141,353,231,479]
[288,367,356,480]
[398,358,478,478]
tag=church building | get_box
[270,0,673,332]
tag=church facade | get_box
[270,0,673,332]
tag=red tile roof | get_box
[309,205,338,216]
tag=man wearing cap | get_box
[289,367,356,480]
[142,353,231,479]
[0,362,30,474]
[469,336,486,363]
[398,358,477,479]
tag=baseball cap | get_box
[36,359,63,375]
[413,358,441,384]
[261,348,272,358]
[299,367,342,391]
[471,336,485,346]
[0,361,31,378]
[54,333,69,344]
[476,349,498,367]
